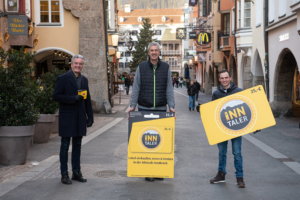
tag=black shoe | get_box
[145,177,155,182]
[61,172,72,185]
[237,177,245,188]
[155,178,164,180]
[210,171,226,184]
[72,171,87,182]
[189,107,191,111]
[193,108,195,111]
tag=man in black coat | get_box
[124,76,131,95]
[194,79,201,100]
[187,81,198,111]
[53,54,94,185]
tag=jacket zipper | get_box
[153,67,156,107]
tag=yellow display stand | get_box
[200,85,276,145]
[128,112,175,178]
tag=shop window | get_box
[36,0,62,26]
[5,0,19,13]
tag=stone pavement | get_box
[1,85,300,199]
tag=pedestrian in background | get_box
[194,79,201,100]
[175,77,179,88]
[53,54,94,185]
[179,77,183,88]
[210,69,245,188]
[125,76,131,95]
[187,80,197,111]
[127,42,175,182]
[172,77,175,88]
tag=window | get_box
[125,52,131,57]
[202,0,211,17]
[131,30,138,36]
[256,0,262,26]
[169,44,173,50]
[138,16,142,22]
[5,0,18,12]
[203,0,206,16]
[218,0,220,12]
[244,0,251,27]
[181,15,184,21]
[217,31,221,50]
[175,44,180,50]
[120,17,124,22]
[279,0,286,17]
[163,44,168,50]
[238,1,241,28]
[40,0,60,23]
[232,8,235,33]
[223,13,230,35]
[175,61,177,66]
[125,62,130,68]
[119,63,124,68]
[121,52,125,57]
[269,0,275,23]
[162,16,166,22]
[155,30,161,35]
[105,0,111,29]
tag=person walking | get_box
[210,69,245,188]
[172,77,175,88]
[194,79,201,100]
[187,81,197,111]
[53,54,94,185]
[125,76,131,95]
[127,42,175,182]
[179,77,183,88]
[175,77,179,88]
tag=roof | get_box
[118,9,184,25]
[161,29,180,41]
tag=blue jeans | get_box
[60,136,82,175]
[126,85,130,94]
[217,136,243,177]
[189,95,195,109]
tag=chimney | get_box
[125,4,131,13]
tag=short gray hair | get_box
[148,42,160,51]
[71,54,85,64]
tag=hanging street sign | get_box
[176,28,187,40]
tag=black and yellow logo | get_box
[197,32,210,45]
[215,95,257,136]
[138,127,164,152]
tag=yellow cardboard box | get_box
[200,85,276,145]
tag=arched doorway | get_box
[273,49,298,117]
[252,50,265,89]
[205,66,214,95]
[229,56,237,85]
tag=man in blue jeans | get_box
[210,69,245,188]
[127,42,175,182]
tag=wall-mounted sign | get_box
[8,15,28,35]
[196,32,211,45]
[52,60,66,65]
[189,32,197,39]
[176,28,187,39]
[279,33,289,42]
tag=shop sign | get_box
[7,15,28,35]
[279,33,289,42]
[52,60,66,65]
[200,85,276,145]
[189,32,197,39]
[176,28,187,39]
[196,32,211,45]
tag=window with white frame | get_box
[162,16,166,22]
[232,8,235,33]
[120,17,124,22]
[256,0,262,26]
[223,13,230,35]
[40,0,60,23]
[238,1,241,28]
[119,63,124,68]
[269,0,275,23]
[138,17,142,22]
[181,15,184,21]
[125,62,130,68]
[5,0,19,12]
[35,0,63,26]
[279,0,286,18]
[237,0,251,29]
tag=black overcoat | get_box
[53,72,94,137]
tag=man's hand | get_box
[253,130,261,134]
[76,95,84,101]
[170,108,176,120]
[87,121,93,127]
[127,107,135,120]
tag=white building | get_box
[118,5,185,76]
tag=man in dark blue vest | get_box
[127,42,175,182]
[53,54,93,185]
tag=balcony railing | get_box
[161,50,182,55]
[169,65,181,70]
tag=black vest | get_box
[138,59,169,107]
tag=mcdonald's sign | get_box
[196,32,211,45]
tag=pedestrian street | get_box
[0,87,300,200]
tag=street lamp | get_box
[189,59,193,65]
[116,51,121,59]
[111,33,119,47]
[194,55,197,62]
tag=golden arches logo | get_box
[197,33,210,44]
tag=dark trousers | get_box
[125,85,130,94]
[60,136,83,175]
[196,90,199,100]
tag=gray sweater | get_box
[130,65,175,110]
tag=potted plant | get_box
[34,67,65,143]
[0,48,38,165]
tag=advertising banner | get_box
[189,32,197,39]
[128,112,175,178]
[8,15,28,35]
[200,85,276,145]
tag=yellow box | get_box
[200,85,276,145]
[78,90,87,99]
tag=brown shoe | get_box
[237,177,245,188]
[210,171,226,183]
